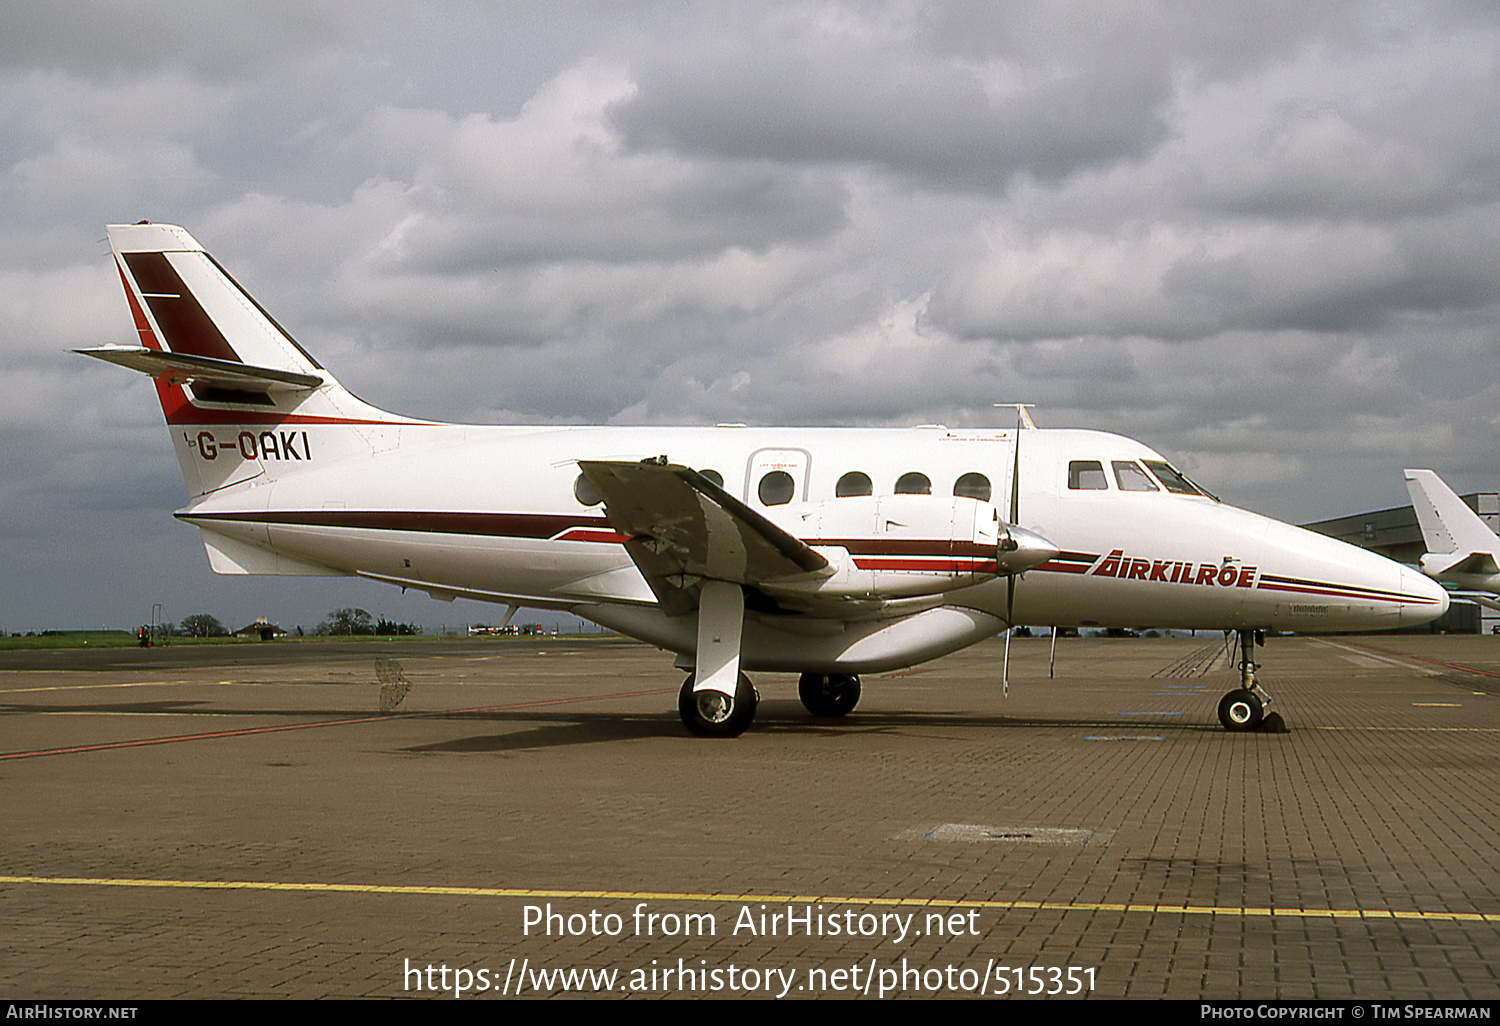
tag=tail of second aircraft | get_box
[81,222,418,499]
[1402,468,1500,579]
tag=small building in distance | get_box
[235,617,287,641]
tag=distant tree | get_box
[179,613,228,638]
[376,618,422,636]
[318,608,373,636]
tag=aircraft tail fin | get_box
[85,223,415,500]
[95,222,329,398]
[1403,469,1500,575]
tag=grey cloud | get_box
[613,48,1173,190]
[389,169,847,272]
[600,3,1190,190]
[0,2,379,81]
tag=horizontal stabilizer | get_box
[77,345,323,391]
[1427,551,1500,577]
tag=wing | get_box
[578,460,831,615]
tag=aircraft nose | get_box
[1398,564,1450,626]
[997,525,1059,575]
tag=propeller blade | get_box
[1003,406,1026,695]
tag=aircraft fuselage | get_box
[175,420,1446,673]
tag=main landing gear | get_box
[798,672,861,717]
[676,672,863,734]
[1217,629,1286,733]
[679,672,758,737]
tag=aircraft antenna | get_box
[993,403,1036,429]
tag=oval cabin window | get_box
[953,472,991,502]
[836,471,873,497]
[758,470,795,506]
[895,472,931,495]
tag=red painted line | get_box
[1255,581,1441,605]
[0,687,677,761]
[553,528,629,544]
[852,558,997,573]
[1256,574,1440,605]
[1343,642,1500,679]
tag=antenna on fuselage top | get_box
[993,403,1036,431]
[992,404,1035,695]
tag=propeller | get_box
[994,404,1039,694]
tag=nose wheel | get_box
[1217,688,1264,731]
[1217,629,1284,732]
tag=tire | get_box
[1218,688,1264,732]
[679,672,757,737]
[798,672,861,717]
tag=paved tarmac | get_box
[1,632,1497,1000]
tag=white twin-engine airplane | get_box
[81,222,1448,736]
[1403,469,1500,612]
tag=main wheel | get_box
[1218,688,1264,732]
[679,672,757,737]
[798,672,861,717]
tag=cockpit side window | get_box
[1112,460,1159,492]
[1068,460,1108,490]
[1142,460,1203,496]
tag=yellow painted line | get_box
[1412,703,1461,707]
[1,875,1494,924]
[0,680,324,694]
[0,681,187,694]
[1311,726,1499,732]
[0,678,625,694]
[18,711,250,717]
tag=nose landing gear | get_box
[1218,629,1287,733]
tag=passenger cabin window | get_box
[1068,460,1107,490]
[953,472,992,502]
[1112,461,1159,492]
[698,468,724,488]
[836,471,873,497]
[1141,460,1202,496]
[895,472,931,495]
[758,470,795,506]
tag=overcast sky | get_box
[1,1,1497,634]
